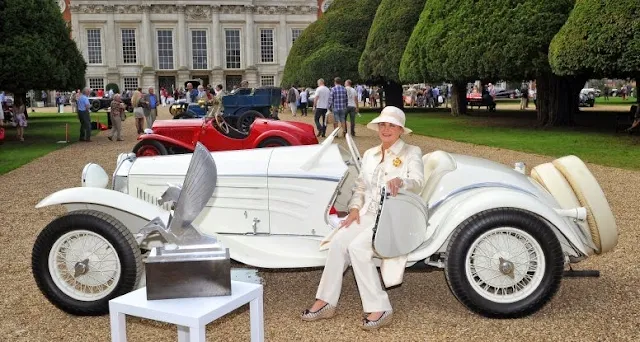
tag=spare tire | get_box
[531,163,580,209]
[552,156,618,254]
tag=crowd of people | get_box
[285,78,367,138]
[0,91,28,141]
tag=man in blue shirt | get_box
[143,87,158,129]
[76,87,92,142]
[328,77,348,137]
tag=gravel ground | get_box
[1,107,639,342]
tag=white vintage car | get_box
[31,128,618,319]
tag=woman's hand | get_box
[386,177,404,197]
[339,208,360,228]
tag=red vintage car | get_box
[132,115,318,156]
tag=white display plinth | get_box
[108,280,264,342]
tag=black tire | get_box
[257,137,290,148]
[444,208,564,318]
[236,110,265,132]
[132,139,168,157]
[31,210,142,316]
[90,100,101,112]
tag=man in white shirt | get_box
[313,78,331,137]
[345,80,359,136]
[300,88,309,116]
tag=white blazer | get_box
[321,139,425,288]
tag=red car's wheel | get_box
[257,137,290,148]
[133,140,168,157]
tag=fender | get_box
[137,133,195,152]
[251,130,301,148]
[36,187,170,233]
[408,188,591,262]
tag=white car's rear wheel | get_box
[552,156,618,254]
[32,210,142,316]
[444,208,564,318]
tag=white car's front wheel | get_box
[32,210,142,316]
[444,208,564,318]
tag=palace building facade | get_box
[66,0,322,92]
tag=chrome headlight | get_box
[81,163,109,188]
[143,128,154,134]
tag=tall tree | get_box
[281,0,382,88]
[400,0,579,125]
[359,0,427,109]
[549,0,640,101]
[0,0,86,102]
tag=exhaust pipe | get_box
[554,207,587,221]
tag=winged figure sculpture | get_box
[136,142,218,246]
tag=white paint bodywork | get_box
[37,140,597,269]
[36,187,170,234]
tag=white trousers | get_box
[289,102,298,116]
[316,213,392,313]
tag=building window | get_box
[292,28,303,44]
[121,29,137,64]
[191,30,208,70]
[87,29,102,64]
[260,76,275,87]
[123,77,139,91]
[88,78,104,90]
[225,29,241,69]
[260,29,274,63]
[157,30,174,70]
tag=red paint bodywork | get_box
[137,118,318,152]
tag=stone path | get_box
[1,107,638,341]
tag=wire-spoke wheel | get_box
[32,210,142,316]
[48,230,122,301]
[465,228,545,304]
[444,208,564,318]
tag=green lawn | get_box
[0,112,107,175]
[356,111,640,170]
[595,96,638,105]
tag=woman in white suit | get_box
[302,106,425,330]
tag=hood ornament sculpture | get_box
[139,142,232,299]
[137,142,218,246]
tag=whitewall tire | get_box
[552,156,618,254]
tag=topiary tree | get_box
[0,0,86,103]
[358,0,427,109]
[549,0,640,105]
[400,0,579,125]
[281,0,382,88]
[106,83,120,94]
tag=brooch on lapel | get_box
[392,157,402,167]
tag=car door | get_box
[372,189,429,259]
[193,148,272,236]
[201,119,244,151]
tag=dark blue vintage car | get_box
[170,81,282,132]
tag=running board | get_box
[563,269,600,278]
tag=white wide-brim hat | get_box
[366,106,412,134]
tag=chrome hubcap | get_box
[498,257,515,279]
[74,258,90,277]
